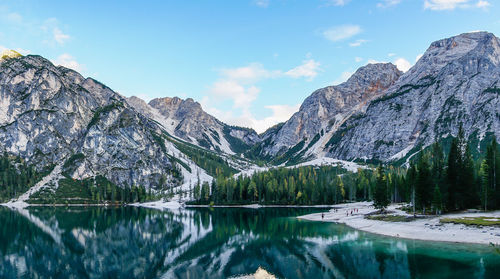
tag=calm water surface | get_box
[0,206,499,279]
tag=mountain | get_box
[1,31,500,203]
[248,63,402,164]
[328,31,500,162]
[126,96,260,154]
[249,31,500,165]
[0,50,260,204]
[0,53,181,193]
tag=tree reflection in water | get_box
[0,207,499,279]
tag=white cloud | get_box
[41,18,71,46]
[53,53,83,72]
[250,104,300,133]
[219,63,279,83]
[355,57,363,62]
[333,71,354,85]
[415,53,423,62]
[327,0,352,6]
[388,53,396,57]
[349,39,368,47]
[367,59,385,64]
[205,57,321,131]
[394,57,411,72]
[205,103,299,133]
[424,0,468,10]
[53,27,70,45]
[285,59,321,81]
[367,57,413,72]
[476,0,490,8]
[210,80,260,110]
[377,0,402,8]
[323,25,362,42]
[253,0,269,7]
[424,0,490,10]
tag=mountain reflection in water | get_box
[0,206,499,279]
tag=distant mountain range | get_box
[1,31,499,200]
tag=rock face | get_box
[328,32,500,161]
[253,63,402,161]
[1,31,499,197]
[0,54,178,189]
[127,96,260,154]
[251,32,500,164]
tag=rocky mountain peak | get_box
[399,31,500,85]
[326,31,500,162]
[149,96,205,121]
[340,62,402,92]
[258,62,403,158]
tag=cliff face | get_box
[252,63,402,161]
[327,32,500,162]
[0,54,178,189]
[128,95,260,154]
[2,31,500,200]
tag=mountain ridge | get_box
[1,31,499,203]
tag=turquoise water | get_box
[0,206,499,278]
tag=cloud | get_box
[219,63,279,83]
[367,59,385,64]
[253,0,269,7]
[251,104,300,133]
[205,103,299,133]
[323,25,362,42]
[476,0,490,7]
[423,0,490,10]
[326,0,352,6]
[333,71,354,85]
[285,59,321,81]
[388,53,396,57]
[393,58,411,72]
[368,57,412,72]
[377,0,402,8]
[355,57,363,62]
[53,53,84,72]
[210,80,260,110]
[415,53,423,62]
[349,39,368,47]
[41,18,71,45]
[205,57,321,131]
[53,27,70,44]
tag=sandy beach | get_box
[298,201,500,245]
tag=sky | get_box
[0,0,499,133]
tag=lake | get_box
[0,206,499,278]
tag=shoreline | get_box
[297,201,500,245]
[185,204,335,209]
[4,199,500,245]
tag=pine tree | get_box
[480,160,490,211]
[416,152,433,212]
[373,166,389,210]
[432,184,442,215]
[447,130,461,210]
[248,181,257,202]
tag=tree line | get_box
[0,152,49,202]
[191,127,500,213]
[372,127,499,213]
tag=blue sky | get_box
[0,0,499,132]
